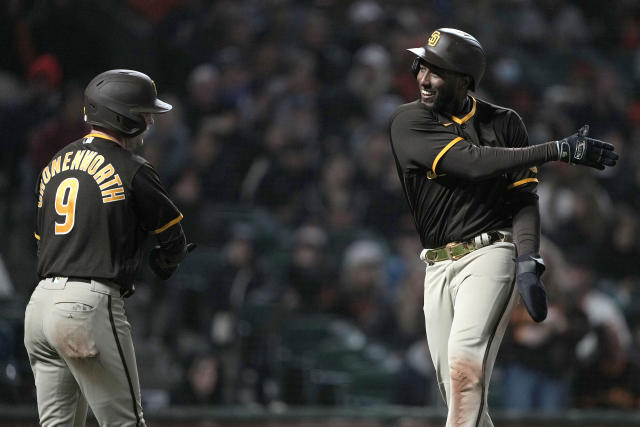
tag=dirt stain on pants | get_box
[449,358,483,427]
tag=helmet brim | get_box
[130,98,173,114]
[407,48,456,75]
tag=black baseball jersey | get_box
[389,96,553,249]
[34,133,185,291]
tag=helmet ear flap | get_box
[411,57,421,76]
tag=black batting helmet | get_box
[84,69,172,137]
[409,28,486,91]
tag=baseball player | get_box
[389,28,618,426]
[24,69,193,426]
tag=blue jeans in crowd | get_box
[502,362,569,411]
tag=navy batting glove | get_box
[515,253,548,322]
[557,125,618,170]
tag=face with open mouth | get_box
[415,59,465,115]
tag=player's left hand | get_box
[149,242,197,280]
[557,125,618,170]
[515,253,547,322]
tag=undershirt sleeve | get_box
[510,193,540,256]
[502,110,541,256]
[437,141,557,180]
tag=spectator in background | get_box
[28,83,89,172]
[175,222,263,347]
[171,350,224,406]
[283,224,338,313]
[307,152,367,241]
[501,238,590,412]
[336,239,396,344]
[394,338,435,407]
[573,324,640,410]
[392,261,426,350]
[564,255,633,358]
[244,129,316,227]
[184,64,221,130]
[141,94,191,187]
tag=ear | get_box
[458,75,472,91]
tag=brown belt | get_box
[422,231,510,265]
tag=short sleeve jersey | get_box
[34,133,183,290]
[389,96,538,249]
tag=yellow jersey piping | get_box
[153,214,184,234]
[451,97,477,125]
[432,137,463,174]
[508,177,539,189]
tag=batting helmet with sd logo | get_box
[408,28,486,91]
[84,69,172,137]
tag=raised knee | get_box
[450,358,482,391]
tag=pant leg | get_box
[73,394,89,427]
[446,243,517,427]
[423,260,455,406]
[42,280,146,427]
[24,281,87,427]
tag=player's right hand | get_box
[557,125,618,170]
[149,242,197,280]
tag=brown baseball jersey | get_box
[34,132,185,293]
[389,96,555,249]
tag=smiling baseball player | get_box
[389,28,618,426]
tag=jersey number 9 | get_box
[55,177,79,235]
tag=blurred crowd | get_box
[2,0,640,413]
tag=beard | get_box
[121,134,144,150]
[421,83,458,115]
[433,85,458,113]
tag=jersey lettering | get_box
[93,164,115,185]
[54,177,79,235]
[50,156,62,177]
[62,151,73,171]
[102,187,125,203]
[37,181,45,207]
[79,151,98,172]
[99,174,122,190]
[38,149,126,207]
[87,155,105,175]
[70,150,86,170]
[42,166,51,184]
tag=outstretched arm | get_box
[390,105,619,179]
[438,125,617,179]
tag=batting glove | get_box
[149,242,197,280]
[515,253,548,323]
[557,125,618,170]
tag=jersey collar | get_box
[438,96,477,127]
[83,132,120,144]
[451,96,476,125]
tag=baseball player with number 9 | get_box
[389,28,618,426]
[24,69,195,426]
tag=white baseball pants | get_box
[24,277,146,426]
[422,242,517,427]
